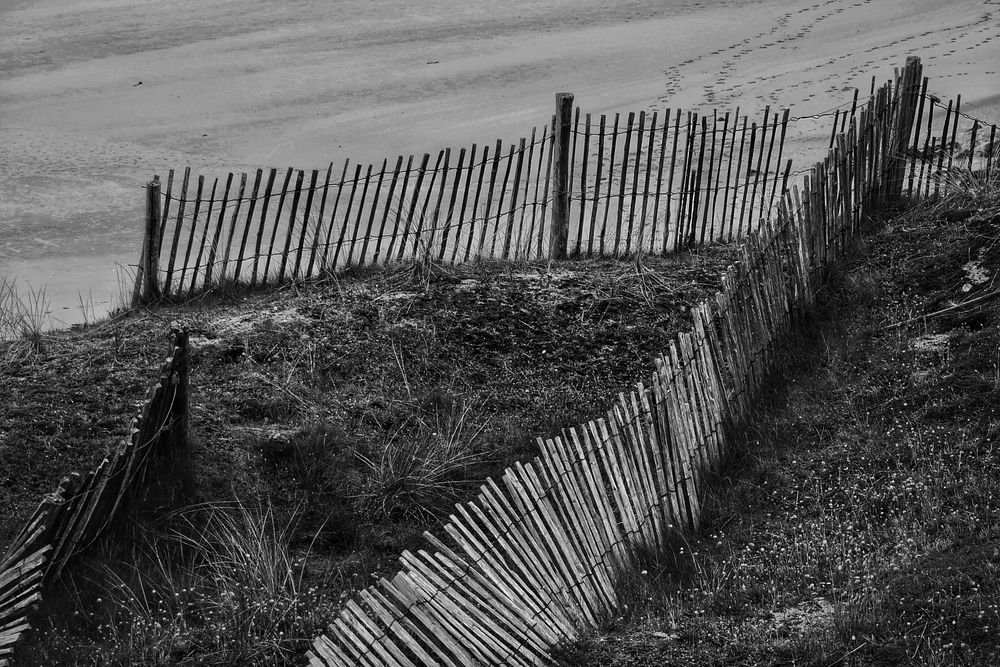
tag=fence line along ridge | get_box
[306,56,949,667]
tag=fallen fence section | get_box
[307,57,929,667]
[0,331,189,667]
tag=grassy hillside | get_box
[1,249,737,664]
[6,180,1000,665]
[554,189,1000,666]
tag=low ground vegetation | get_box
[1,250,737,664]
[554,188,1000,665]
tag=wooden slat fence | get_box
[0,331,189,666]
[135,103,801,303]
[902,84,999,199]
[566,106,792,256]
[307,56,928,667]
[139,66,999,307]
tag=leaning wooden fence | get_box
[133,99,800,303]
[0,331,189,666]
[307,57,933,667]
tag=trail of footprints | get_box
[657,0,999,113]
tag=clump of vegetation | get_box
[553,186,1000,665]
[0,275,49,359]
[25,502,336,666]
[3,251,737,663]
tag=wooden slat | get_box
[502,140,526,259]
[394,155,425,260]
[464,145,490,262]
[278,170,305,282]
[452,145,478,264]
[588,115,606,257]
[614,112,635,256]
[382,573,472,666]
[638,110,656,253]
[360,159,389,266]
[626,110,645,254]
[234,168,264,283]
[505,463,600,625]
[748,108,770,232]
[648,110,668,254]
[426,150,451,259]
[600,113,620,256]
[573,116,590,255]
[385,156,413,262]
[360,587,439,666]
[163,167,191,295]
[304,163,335,279]
[536,438,607,592]
[537,124,555,258]
[726,117,748,241]
[736,122,757,239]
[250,169,278,287]
[469,481,570,624]
[289,169,317,278]
[709,111,730,242]
[412,151,445,259]
[331,164,363,267]
[156,169,175,249]
[176,174,204,294]
[675,113,695,251]
[261,168,293,286]
[489,144,515,258]
[513,132,536,260]
[203,172,233,287]
[422,536,561,646]
[758,112,780,225]
[188,178,218,294]
[661,109,681,252]
[696,110,716,245]
[373,157,404,265]
[346,164,374,266]
[439,148,466,262]
[220,172,248,282]
[526,128,550,260]
[477,140,504,258]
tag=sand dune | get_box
[1,0,998,323]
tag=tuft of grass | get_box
[87,501,336,666]
[0,275,49,359]
[354,399,486,522]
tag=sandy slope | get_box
[1,0,998,324]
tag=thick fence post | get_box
[550,93,574,259]
[133,178,163,305]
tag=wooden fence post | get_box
[550,93,574,259]
[133,177,163,305]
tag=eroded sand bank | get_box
[1,0,998,324]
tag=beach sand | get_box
[1,0,998,324]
